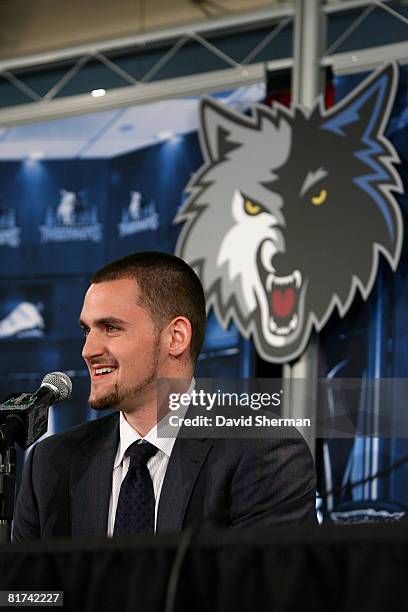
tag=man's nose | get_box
[82,330,104,361]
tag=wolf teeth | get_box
[273,274,293,286]
[270,313,299,335]
[267,270,301,335]
[266,270,302,291]
[293,270,301,289]
[290,314,298,330]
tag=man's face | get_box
[80,278,162,411]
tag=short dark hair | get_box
[91,251,206,364]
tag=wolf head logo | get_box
[175,63,403,363]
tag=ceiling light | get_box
[28,151,45,160]
[157,130,174,140]
[91,89,106,98]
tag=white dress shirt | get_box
[107,380,193,536]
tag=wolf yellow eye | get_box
[244,199,262,215]
[310,189,327,206]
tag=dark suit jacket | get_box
[13,411,317,542]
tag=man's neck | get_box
[121,408,156,438]
[119,374,194,437]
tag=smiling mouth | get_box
[266,270,302,336]
[93,366,117,378]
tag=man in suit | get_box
[13,252,316,542]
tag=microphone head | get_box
[41,372,72,402]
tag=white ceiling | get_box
[0,83,265,160]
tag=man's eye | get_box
[244,199,263,215]
[81,327,90,337]
[106,325,118,332]
[310,188,327,206]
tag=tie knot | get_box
[127,441,158,468]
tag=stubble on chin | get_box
[88,380,152,411]
[88,382,122,411]
[88,340,160,412]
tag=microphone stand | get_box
[0,443,17,544]
[0,412,26,544]
[0,374,71,544]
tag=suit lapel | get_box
[69,410,213,535]
[70,414,119,538]
[157,436,213,532]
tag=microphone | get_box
[0,372,72,450]
[29,371,72,406]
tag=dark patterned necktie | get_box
[113,441,159,535]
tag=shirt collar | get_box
[114,378,195,468]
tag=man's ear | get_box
[166,316,192,358]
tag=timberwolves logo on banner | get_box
[0,205,21,248]
[118,191,159,237]
[175,63,403,363]
[39,189,102,243]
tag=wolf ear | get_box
[322,63,398,139]
[199,97,254,163]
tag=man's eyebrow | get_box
[78,317,127,327]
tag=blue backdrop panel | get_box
[318,65,408,516]
[106,131,203,261]
[35,159,109,275]
[0,161,37,276]
[52,276,91,338]
[0,158,110,276]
